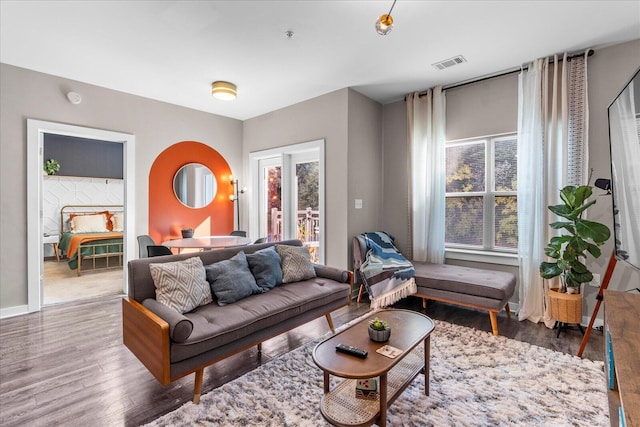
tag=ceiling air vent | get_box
[432,55,467,70]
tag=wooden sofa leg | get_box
[193,369,204,404]
[422,298,427,309]
[325,313,335,333]
[505,303,512,319]
[357,284,364,303]
[489,311,499,336]
[257,342,262,352]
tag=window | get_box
[445,134,517,252]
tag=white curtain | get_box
[406,87,446,263]
[517,52,590,325]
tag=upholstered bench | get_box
[353,235,516,336]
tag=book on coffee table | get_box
[355,378,378,400]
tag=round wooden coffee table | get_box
[312,309,435,427]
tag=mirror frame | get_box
[173,162,216,209]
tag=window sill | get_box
[445,248,519,267]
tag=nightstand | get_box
[43,234,60,261]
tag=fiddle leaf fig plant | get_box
[539,185,611,293]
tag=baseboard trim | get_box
[0,305,29,319]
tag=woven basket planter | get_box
[548,289,582,324]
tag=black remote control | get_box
[335,343,368,359]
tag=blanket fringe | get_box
[370,278,417,310]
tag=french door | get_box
[250,139,324,263]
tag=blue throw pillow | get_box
[246,246,283,292]
[205,251,261,306]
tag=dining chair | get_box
[137,234,156,258]
[230,230,247,237]
[147,245,173,257]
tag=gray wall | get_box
[243,88,384,271]
[0,63,243,312]
[381,39,640,320]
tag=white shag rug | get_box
[144,319,608,427]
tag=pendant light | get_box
[375,0,397,35]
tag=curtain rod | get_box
[412,48,595,97]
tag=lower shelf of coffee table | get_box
[320,346,425,427]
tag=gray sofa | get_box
[123,239,353,403]
[353,234,515,336]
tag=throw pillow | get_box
[150,256,212,314]
[276,244,316,283]
[71,213,108,233]
[205,251,261,306]
[245,246,283,292]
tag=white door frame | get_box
[27,120,135,312]
[249,139,325,263]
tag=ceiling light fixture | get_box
[211,81,237,101]
[375,0,397,35]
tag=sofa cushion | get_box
[150,257,212,314]
[412,262,516,301]
[246,246,283,291]
[205,251,261,306]
[276,244,316,283]
[171,278,350,363]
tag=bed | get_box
[57,205,124,276]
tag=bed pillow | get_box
[205,251,261,306]
[246,246,283,292]
[71,213,108,233]
[275,244,316,283]
[150,256,212,314]
[111,213,124,232]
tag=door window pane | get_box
[267,166,281,242]
[296,160,319,262]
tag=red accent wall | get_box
[149,141,234,245]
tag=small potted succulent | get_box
[368,317,391,342]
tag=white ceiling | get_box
[1,1,639,121]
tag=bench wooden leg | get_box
[489,311,499,336]
[325,313,335,333]
[357,284,365,303]
[505,303,512,319]
[193,368,204,404]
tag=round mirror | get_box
[173,163,216,208]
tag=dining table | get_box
[161,235,251,253]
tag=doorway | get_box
[27,120,135,312]
[250,139,324,263]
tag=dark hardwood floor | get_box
[0,294,603,427]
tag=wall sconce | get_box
[230,176,246,228]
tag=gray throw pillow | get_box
[150,256,212,314]
[276,244,316,283]
[246,246,283,291]
[205,251,261,306]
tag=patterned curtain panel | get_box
[517,51,590,325]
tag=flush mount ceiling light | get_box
[211,81,237,101]
[375,0,397,35]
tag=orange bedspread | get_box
[66,232,123,259]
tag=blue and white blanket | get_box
[359,231,416,309]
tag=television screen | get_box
[607,68,640,272]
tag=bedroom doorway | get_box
[27,120,136,312]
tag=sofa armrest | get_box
[122,298,171,385]
[142,299,193,343]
